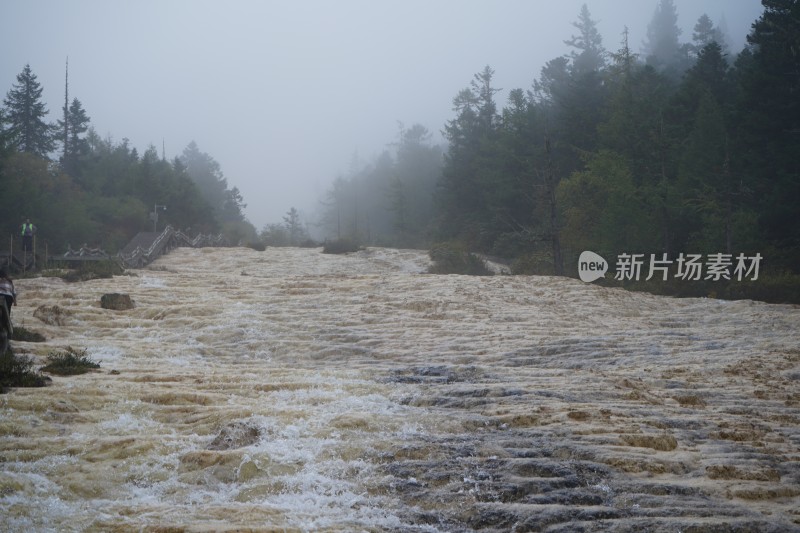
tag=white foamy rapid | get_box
[1,246,798,532]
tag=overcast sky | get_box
[2,0,764,230]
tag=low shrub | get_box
[40,347,100,376]
[245,241,267,252]
[428,242,492,276]
[60,260,124,283]
[511,252,555,275]
[0,349,49,392]
[11,326,46,342]
[322,239,361,254]
[600,272,800,305]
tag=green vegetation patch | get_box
[322,239,361,255]
[0,350,49,393]
[40,347,100,376]
[245,241,267,252]
[59,260,124,283]
[428,242,492,276]
[599,272,800,305]
[11,327,46,343]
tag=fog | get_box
[2,0,764,231]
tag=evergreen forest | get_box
[316,0,799,300]
[0,66,256,256]
[2,1,798,302]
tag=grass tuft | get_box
[40,346,100,376]
[11,326,46,342]
[0,349,49,392]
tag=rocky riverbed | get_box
[1,246,798,531]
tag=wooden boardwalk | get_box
[0,250,36,272]
[3,226,227,272]
[117,226,228,268]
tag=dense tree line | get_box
[316,123,442,248]
[319,0,799,280]
[0,64,255,259]
[449,0,799,277]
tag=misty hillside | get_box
[3,2,797,302]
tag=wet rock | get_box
[207,421,262,450]
[33,305,72,326]
[387,365,486,384]
[620,433,678,451]
[100,293,135,310]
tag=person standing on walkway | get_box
[20,218,36,252]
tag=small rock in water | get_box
[207,421,262,450]
[33,304,72,325]
[100,293,135,310]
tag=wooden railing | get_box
[117,226,227,268]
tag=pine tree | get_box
[599,29,678,253]
[438,66,501,246]
[643,0,684,74]
[283,207,305,245]
[691,14,727,59]
[390,123,441,246]
[59,98,91,178]
[0,107,11,155]
[734,0,800,266]
[3,64,55,157]
[181,141,229,224]
[565,4,606,75]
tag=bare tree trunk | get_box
[659,117,671,255]
[724,143,733,255]
[544,134,564,276]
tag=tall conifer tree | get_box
[3,64,54,157]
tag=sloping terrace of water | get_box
[1,246,798,531]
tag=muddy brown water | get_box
[1,247,798,531]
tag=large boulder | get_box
[100,293,135,310]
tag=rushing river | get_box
[1,246,798,532]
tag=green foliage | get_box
[11,326,45,342]
[59,260,123,282]
[245,240,266,252]
[59,98,92,178]
[318,125,442,249]
[0,349,49,392]
[733,1,800,268]
[601,272,800,305]
[643,0,685,74]
[2,4,798,304]
[437,67,500,246]
[40,346,99,376]
[428,2,799,296]
[565,4,606,74]
[221,219,257,246]
[428,242,492,276]
[283,207,309,246]
[3,64,55,157]
[0,65,252,256]
[322,239,361,255]
[558,150,655,258]
[510,252,555,276]
[181,141,250,234]
[260,223,290,247]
